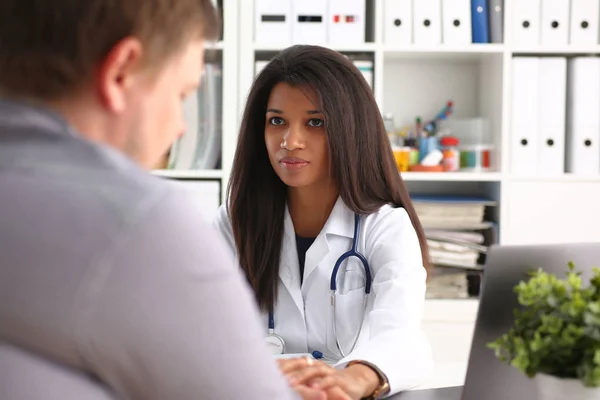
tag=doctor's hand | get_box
[278,357,375,400]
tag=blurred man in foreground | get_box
[0,1,324,399]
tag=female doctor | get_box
[214,45,433,399]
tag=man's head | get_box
[0,0,219,169]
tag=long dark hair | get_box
[227,45,430,312]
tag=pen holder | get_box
[418,137,439,163]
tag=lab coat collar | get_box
[279,197,355,314]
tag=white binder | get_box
[441,0,472,45]
[255,0,292,45]
[512,0,541,46]
[510,57,540,174]
[538,58,567,176]
[569,0,600,46]
[292,0,327,45]
[413,0,442,45]
[383,0,413,45]
[540,0,570,46]
[566,57,600,175]
[327,0,366,45]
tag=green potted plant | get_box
[488,262,600,400]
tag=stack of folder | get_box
[510,56,600,176]
[410,195,497,270]
[383,0,504,45]
[254,0,368,46]
[512,0,600,47]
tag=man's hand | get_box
[293,385,327,400]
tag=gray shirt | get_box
[0,99,298,400]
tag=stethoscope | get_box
[265,213,372,360]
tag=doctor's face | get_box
[264,83,330,189]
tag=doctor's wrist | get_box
[344,363,379,398]
[345,360,390,399]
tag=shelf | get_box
[383,44,505,61]
[506,174,600,183]
[253,43,378,53]
[152,169,223,179]
[401,172,502,182]
[511,46,600,56]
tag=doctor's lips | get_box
[279,156,309,170]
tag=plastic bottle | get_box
[440,136,460,172]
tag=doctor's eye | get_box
[269,117,285,126]
[307,118,324,127]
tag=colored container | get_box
[460,145,492,171]
[403,138,420,166]
[393,147,412,172]
[418,137,439,163]
[440,136,460,172]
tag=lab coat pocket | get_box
[327,285,367,357]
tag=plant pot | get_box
[535,373,600,400]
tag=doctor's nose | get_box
[282,125,306,150]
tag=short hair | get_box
[0,0,219,100]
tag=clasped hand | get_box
[278,357,370,400]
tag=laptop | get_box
[394,242,600,400]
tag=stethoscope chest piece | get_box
[265,333,286,355]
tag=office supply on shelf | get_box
[512,0,541,46]
[440,136,460,172]
[413,0,442,45]
[383,0,413,45]
[441,0,472,45]
[292,0,327,45]
[470,0,490,43]
[410,195,496,230]
[540,0,570,46]
[510,57,539,174]
[569,0,600,46]
[255,0,292,45]
[538,57,567,175]
[488,0,504,43]
[459,145,492,171]
[327,0,365,45]
[566,57,600,175]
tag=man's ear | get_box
[96,37,144,113]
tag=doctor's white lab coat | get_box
[213,197,433,395]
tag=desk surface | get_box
[391,386,462,400]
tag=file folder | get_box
[538,58,567,176]
[566,57,600,175]
[510,57,540,174]
[569,0,600,46]
[442,0,472,45]
[383,0,413,45]
[255,0,292,45]
[413,0,442,45]
[471,0,490,43]
[541,0,570,46]
[488,0,504,43]
[292,0,327,44]
[327,0,366,45]
[512,0,541,46]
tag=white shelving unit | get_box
[157,0,600,246]
[152,0,238,208]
